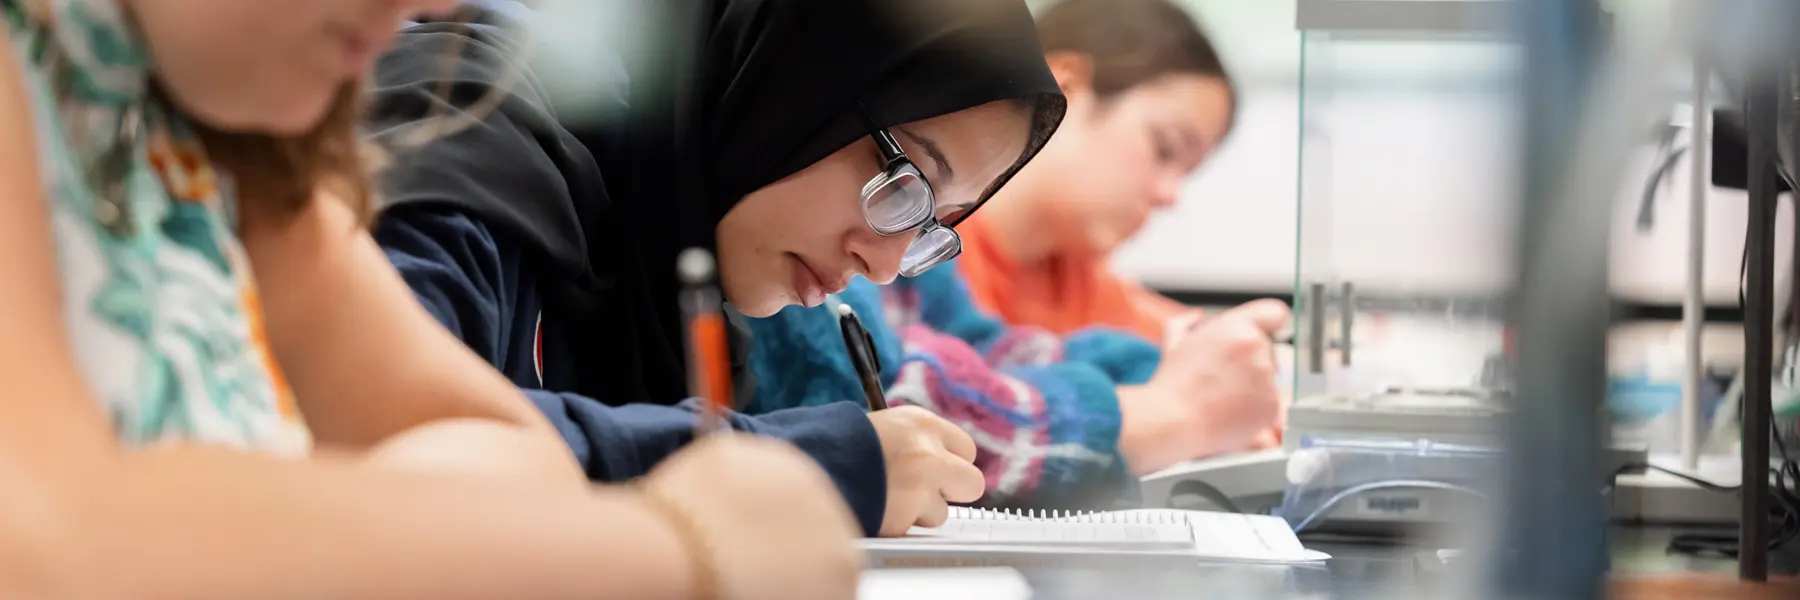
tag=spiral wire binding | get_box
[948,507,1191,525]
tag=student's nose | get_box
[1150,171,1184,209]
[847,230,910,285]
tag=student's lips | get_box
[790,255,848,308]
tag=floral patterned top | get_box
[5,0,309,454]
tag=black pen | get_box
[835,302,888,411]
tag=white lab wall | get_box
[1115,92,1797,306]
[1103,0,1301,292]
[1609,152,1794,306]
[1108,0,1795,307]
[1112,91,1302,292]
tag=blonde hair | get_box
[188,8,534,226]
[20,0,381,225]
[191,83,383,224]
[26,0,535,227]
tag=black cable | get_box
[1636,144,1688,232]
[1166,479,1245,515]
[1782,169,1800,347]
[1604,463,1738,494]
[1634,197,1800,558]
[1604,463,1798,556]
[1770,419,1799,554]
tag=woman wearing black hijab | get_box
[365,0,1066,538]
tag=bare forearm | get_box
[360,417,585,486]
[245,194,558,447]
[1117,384,1211,475]
[23,448,690,599]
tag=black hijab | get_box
[374,0,1064,407]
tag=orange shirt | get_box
[956,216,1189,344]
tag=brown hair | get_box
[191,6,512,227]
[18,0,379,225]
[1035,0,1236,115]
[193,83,381,224]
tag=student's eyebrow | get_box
[894,127,955,186]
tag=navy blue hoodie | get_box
[366,8,888,535]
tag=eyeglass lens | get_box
[899,226,960,277]
[864,168,934,235]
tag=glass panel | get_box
[1293,28,1521,403]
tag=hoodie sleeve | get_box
[373,205,889,536]
[363,23,888,536]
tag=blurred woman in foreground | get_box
[0,0,856,597]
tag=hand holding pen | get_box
[831,297,987,536]
[1119,300,1291,474]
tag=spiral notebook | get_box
[860,508,1327,569]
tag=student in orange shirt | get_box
[958,0,1236,345]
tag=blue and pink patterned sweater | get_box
[744,260,1164,510]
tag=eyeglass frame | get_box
[857,113,962,277]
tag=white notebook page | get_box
[877,508,1327,563]
[903,508,1193,548]
[928,517,1191,544]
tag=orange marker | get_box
[679,248,732,434]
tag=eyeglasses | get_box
[860,126,960,278]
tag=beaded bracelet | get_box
[636,484,720,600]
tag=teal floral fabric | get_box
[5,0,309,454]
